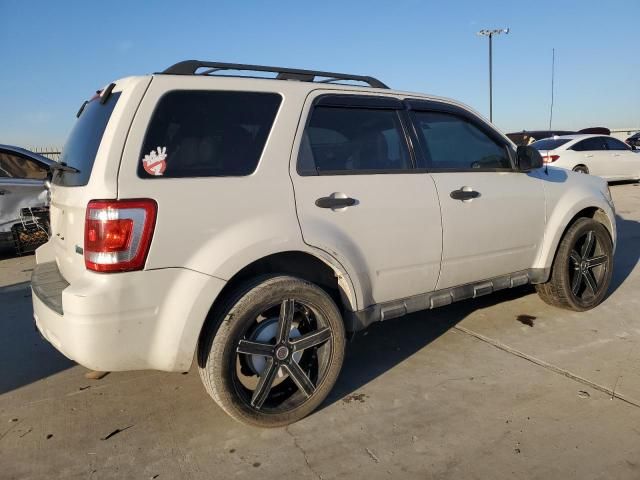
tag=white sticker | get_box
[142,146,167,176]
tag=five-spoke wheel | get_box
[198,276,345,427]
[536,217,613,311]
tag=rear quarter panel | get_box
[116,77,309,277]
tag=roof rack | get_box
[160,60,389,89]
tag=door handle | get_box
[585,154,594,158]
[315,196,357,209]
[450,188,480,201]
[0,190,7,196]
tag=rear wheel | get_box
[198,275,345,427]
[536,218,613,311]
[573,165,589,174]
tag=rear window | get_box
[531,138,570,151]
[138,91,282,178]
[54,92,121,186]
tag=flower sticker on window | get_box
[142,146,167,176]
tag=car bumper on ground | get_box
[31,260,226,372]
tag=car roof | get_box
[0,144,58,168]
[545,134,607,141]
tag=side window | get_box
[411,111,511,170]
[0,152,48,180]
[299,106,411,174]
[572,138,606,152]
[605,137,630,151]
[139,91,282,178]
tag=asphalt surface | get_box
[1,182,639,480]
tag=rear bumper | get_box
[31,261,226,372]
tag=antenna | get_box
[549,48,555,130]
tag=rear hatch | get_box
[49,77,151,283]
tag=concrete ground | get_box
[1,183,639,480]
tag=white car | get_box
[532,134,640,181]
[31,61,616,427]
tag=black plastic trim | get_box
[343,269,542,332]
[31,262,69,316]
[100,83,116,105]
[314,95,402,109]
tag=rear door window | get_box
[571,137,607,152]
[138,91,282,178]
[55,92,121,186]
[605,138,630,151]
[298,105,411,174]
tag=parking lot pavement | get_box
[1,183,639,480]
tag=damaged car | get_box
[0,145,53,254]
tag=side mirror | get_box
[516,145,544,171]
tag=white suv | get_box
[31,61,616,427]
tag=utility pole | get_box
[477,28,509,123]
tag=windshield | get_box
[54,92,120,186]
[531,138,571,151]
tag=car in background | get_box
[626,132,640,149]
[507,130,575,146]
[507,127,611,146]
[0,145,54,253]
[531,135,640,181]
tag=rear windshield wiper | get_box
[50,162,80,174]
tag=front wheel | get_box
[198,275,346,427]
[536,218,613,311]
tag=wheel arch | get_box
[195,250,361,357]
[535,203,615,281]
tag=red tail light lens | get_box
[84,199,157,272]
[542,155,560,163]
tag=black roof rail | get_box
[160,60,389,89]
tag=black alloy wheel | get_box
[198,275,346,427]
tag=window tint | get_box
[55,92,121,186]
[531,138,571,150]
[412,111,510,170]
[299,106,411,174]
[572,137,607,152]
[605,137,630,151]
[139,91,281,178]
[0,152,48,179]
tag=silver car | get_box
[0,144,54,252]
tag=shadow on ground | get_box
[0,279,74,395]
[610,214,640,294]
[325,211,640,408]
[325,286,532,408]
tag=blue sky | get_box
[1,0,638,147]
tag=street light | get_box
[477,28,509,123]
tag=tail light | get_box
[84,199,157,272]
[542,155,560,163]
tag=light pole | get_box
[477,28,509,123]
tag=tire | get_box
[536,217,613,311]
[198,275,346,427]
[573,165,589,174]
